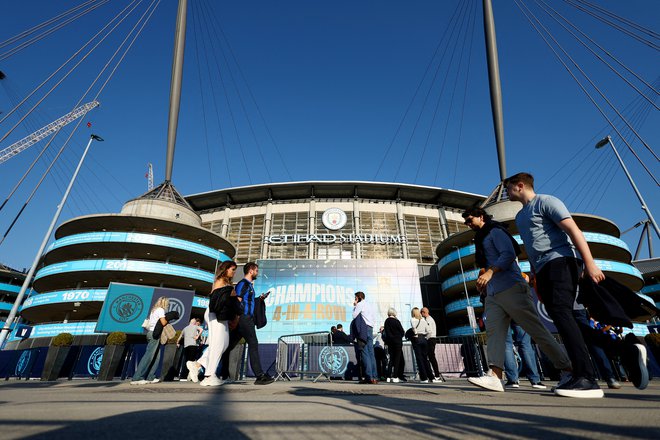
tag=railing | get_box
[275,331,333,382]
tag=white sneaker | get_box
[150,378,160,384]
[432,378,443,383]
[179,378,188,382]
[391,378,400,383]
[200,376,223,387]
[420,379,430,383]
[187,361,200,383]
[468,372,504,392]
[130,380,148,385]
[386,378,391,383]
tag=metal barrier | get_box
[433,335,487,377]
[275,331,333,382]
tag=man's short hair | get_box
[243,262,258,275]
[503,172,535,189]
[331,326,337,333]
[336,324,343,330]
[462,207,492,221]
[355,291,365,301]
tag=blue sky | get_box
[0,0,658,269]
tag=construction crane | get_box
[147,162,154,190]
[0,100,99,164]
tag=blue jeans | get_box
[133,331,161,381]
[357,330,378,380]
[504,324,541,383]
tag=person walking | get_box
[131,296,170,385]
[222,262,274,385]
[177,318,202,381]
[410,307,434,383]
[421,307,443,383]
[187,261,239,386]
[383,307,405,383]
[505,172,606,398]
[461,206,573,394]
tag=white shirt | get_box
[424,316,437,338]
[352,300,376,328]
[411,317,430,336]
[148,307,165,332]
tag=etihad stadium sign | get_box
[264,233,407,245]
[265,208,406,245]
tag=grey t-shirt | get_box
[515,194,577,272]
[181,324,201,347]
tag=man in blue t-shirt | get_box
[505,172,604,398]
[461,207,571,394]
[223,262,274,385]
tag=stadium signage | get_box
[263,233,407,245]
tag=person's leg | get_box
[396,345,405,379]
[536,258,594,380]
[388,344,402,378]
[514,325,541,384]
[412,342,428,381]
[206,320,230,378]
[132,332,159,381]
[361,336,377,380]
[180,346,196,379]
[426,338,441,378]
[572,309,616,382]
[504,330,520,383]
[221,328,242,379]
[483,293,511,377]
[238,315,265,378]
[145,341,162,382]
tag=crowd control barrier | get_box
[275,331,335,382]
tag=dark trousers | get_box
[412,339,433,381]
[536,257,595,380]
[387,343,404,379]
[180,345,200,379]
[223,315,264,378]
[426,338,440,378]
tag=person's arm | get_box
[476,229,515,290]
[194,326,202,340]
[352,301,364,319]
[558,217,605,283]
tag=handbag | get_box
[141,318,150,330]
[159,324,176,344]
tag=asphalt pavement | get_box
[0,378,658,439]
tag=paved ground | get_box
[0,378,658,440]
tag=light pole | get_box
[0,134,103,348]
[595,136,659,246]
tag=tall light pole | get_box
[596,136,659,249]
[0,134,103,348]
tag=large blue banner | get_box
[253,259,423,344]
[96,283,195,334]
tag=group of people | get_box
[463,172,648,398]
[346,291,444,384]
[128,172,650,396]
[131,261,275,387]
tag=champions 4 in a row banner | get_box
[95,283,194,334]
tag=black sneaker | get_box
[554,377,604,398]
[622,343,649,390]
[504,380,520,388]
[255,374,274,385]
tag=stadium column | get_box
[220,207,231,237]
[308,199,316,258]
[353,198,361,258]
[262,200,273,259]
[437,204,449,240]
[396,201,409,259]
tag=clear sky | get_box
[0,0,658,270]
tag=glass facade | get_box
[253,258,423,343]
[227,215,265,264]
[359,211,403,259]
[404,215,444,264]
[267,212,309,260]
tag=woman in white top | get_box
[187,260,238,386]
[410,307,433,383]
[131,296,169,384]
